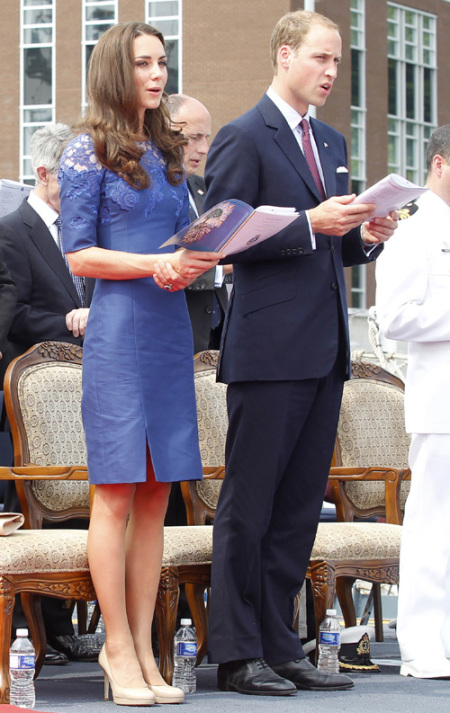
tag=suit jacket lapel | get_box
[311,118,336,199]
[258,95,330,203]
[20,201,81,305]
[187,175,206,217]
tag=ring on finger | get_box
[164,284,172,291]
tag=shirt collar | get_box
[28,190,59,229]
[266,86,312,132]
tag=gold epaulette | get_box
[399,200,419,220]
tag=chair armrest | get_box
[329,466,410,524]
[202,466,225,481]
[0,465,89,480]
[180,466,225,525]
[0,465,93,522]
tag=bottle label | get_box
[319,632,340,646]
[9,653,35,670]
[176,642,197,657]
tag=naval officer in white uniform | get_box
[376,124,450,679]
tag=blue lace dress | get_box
[58,133,202,485]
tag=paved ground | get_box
[32,630,450,713]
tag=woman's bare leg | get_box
[126,454,171,685]
[88,482,149,689]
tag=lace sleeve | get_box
[174,182,190,234]
[58,133,105,253]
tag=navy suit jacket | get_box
[204,94,382,383]
[0,251,16,357]
[0,199,95,376]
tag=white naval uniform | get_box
[376,189,450,674]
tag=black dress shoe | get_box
[271,658,354,691]
[48,634,102,662]
[44,644,69,666]
[217,658,298,696]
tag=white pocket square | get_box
[336,166,349,174]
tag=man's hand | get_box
[65,308,90,338]
[360,211,399,245]
[308,194,376,236]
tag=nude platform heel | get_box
[99,645,156,706]
[147,682,185,704]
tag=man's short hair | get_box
[30,123,73,182]
[426,124,450,173]
[270,10,339,71]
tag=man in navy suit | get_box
[204,10,398,696]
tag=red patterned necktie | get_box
[299,118,325,201]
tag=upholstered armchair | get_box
[2,341,95,633]
[328,360,411,639]
[0,465,94,704]
[3,341,90,528]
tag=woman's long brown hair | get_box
[75,22,186,189]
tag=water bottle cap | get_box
[16,628,29,637]
[325,609,337,616]
[180,618,192,626]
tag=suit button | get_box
[281,250,286,256]
[286,249,292,255]
[206,307,213,314]
[298,247,304,254]
[200,282,206,290]
[331,282,338,291]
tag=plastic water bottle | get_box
[317,609,341,674]
[9,628,35,709]
[172,618,197,693]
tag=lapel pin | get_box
[324,142,329,148]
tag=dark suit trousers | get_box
[209,357,345,665]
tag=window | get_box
[147,0,182,94]
[21,0,55,183]
[82,1,118,108]
[350,0,366,309]
[387,4,437,183]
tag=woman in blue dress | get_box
[58,22,222,706]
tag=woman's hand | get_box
[153,249,225,292]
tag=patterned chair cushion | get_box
[337,379,410,511]
[17,362,89,512]
[311,522,401,561]
[162,526,213,567]
[0,527,214,575]
[161,523,400,570]
[0,530,89,574]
